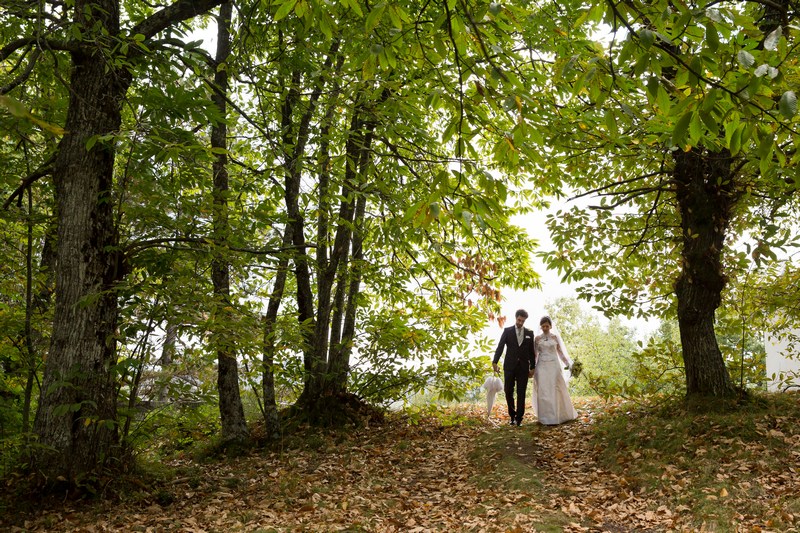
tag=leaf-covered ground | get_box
[4,396,799,532]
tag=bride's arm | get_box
[554,335,571,366]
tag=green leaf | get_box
[646,76,659,99]
[274,0,297,21]
[294,0,308,18]
[604,109,618,135]
[730,123,745,155]
[724,113,740,147]
[365,4,385,33]
[656,85,671,113]
[633,52,650,76]
[688,111,703,143]
[779,91,797,119]
[318,13,333,39]
[699,111,718,136]
[701,89,719,112]
[672,110,693,146]
[340,0,363,16]
[705,23,719,52]
[757,132,774,161]
[639,29,655,48]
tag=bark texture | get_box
[31,0,227,481]
[32,0,130,479]
[211,1,249,444]
[673,147,737,398]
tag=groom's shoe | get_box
[515,419,523,427]
[508,420,516,426]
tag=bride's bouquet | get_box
[569,359,583,379]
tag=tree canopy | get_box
[1,0,798,482]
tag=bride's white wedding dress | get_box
[533,334,578,425]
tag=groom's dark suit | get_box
[493,325,536,424]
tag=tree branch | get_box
[2,154,55,210]
[0,37,76,62]
[569,170,669,201]
[126,236,316,255]
[131,0,228,41]
[0,48,41,95]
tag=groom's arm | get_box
[492,328,508,367]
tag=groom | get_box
[492,309,536,426]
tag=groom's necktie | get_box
[516,327,523,346]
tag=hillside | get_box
[3,396,799,532]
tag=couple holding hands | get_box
[492,309,578,426]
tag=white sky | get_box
[483,207,659,342]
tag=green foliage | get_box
[545,297,666,399]
[528,0,800,323]
[8,0,796,466]
[548,293,771,403]
[348,305,493,406]
[133,403,221,459]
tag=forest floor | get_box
[3,395,800,532]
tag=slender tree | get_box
[210,1,249,445]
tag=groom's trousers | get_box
[504,363,529,423]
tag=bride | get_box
[533,315,578,425]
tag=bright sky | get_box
[484,207,659,342]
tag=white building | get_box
[765,330,800,391]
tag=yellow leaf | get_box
[719,487,728,497]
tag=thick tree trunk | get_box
[28,0,228,484]
[32,0,130,479]
[211,2,249,444]
[673,147,737,398]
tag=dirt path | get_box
[0,401,731,531]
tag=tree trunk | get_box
[157,320,177,403]
[327,192,367,395]
[673,147,737,399]
[211,2,249,444]
[261,224,293,439]
[277,46,342,404]
[32,0,130,479]
[326,115,375,396]
[301,102,376,401]
[22,187,36,433]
